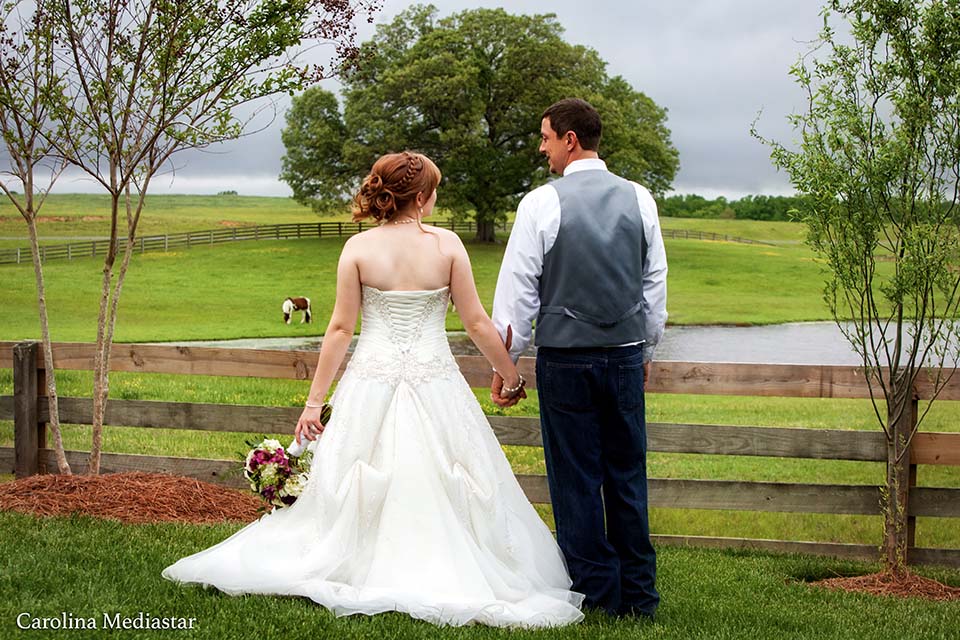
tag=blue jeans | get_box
[536,345,659,616]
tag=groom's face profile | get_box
[540,117,572,175]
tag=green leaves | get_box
[283,4,678,239]
[280,87,352,213]
[758,0,960,435]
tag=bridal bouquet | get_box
[242,438,312,509]
[241,402,331,509]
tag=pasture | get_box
[1,196,958,638]
[0,233,828,343]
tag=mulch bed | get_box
[0,472,263,525]
[813,571,960,602]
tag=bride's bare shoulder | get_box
[422,224,463,244]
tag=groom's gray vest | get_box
[535,169,648,348]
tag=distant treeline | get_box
[658,194,806,221]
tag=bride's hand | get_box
[295,406,326,444]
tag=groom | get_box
[491,98,667,619]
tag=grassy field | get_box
[1,509,957,640]
[0,233,829,343]
[0,193,804,245]
[1,197,959,638]
[0,193,468,245]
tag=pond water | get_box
[156,321,960,366]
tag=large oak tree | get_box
[281,4,679,241]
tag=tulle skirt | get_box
[161,366,584,628]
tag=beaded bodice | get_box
[344,286,459,386]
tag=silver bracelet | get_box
[502,374,525,395]
[305,401,324,408]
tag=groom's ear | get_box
[565,131,578,151]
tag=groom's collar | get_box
[562,158,608,176]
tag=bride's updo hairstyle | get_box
[353,151,441,223]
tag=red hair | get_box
[353,151,442,223]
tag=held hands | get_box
[490,326,527,408]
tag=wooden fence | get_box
[0,222,773,265]
[0,221,507,265]
[2,340,958,567]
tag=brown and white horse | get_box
[282,297,312,324]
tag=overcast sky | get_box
[51,1,827,199]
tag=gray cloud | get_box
[47,1,828,198]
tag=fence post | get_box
[907,395,919,562]
[13,341,43,478]
[318,223,322,238]
[16,248,20,264]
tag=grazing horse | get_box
[282,297,312,324]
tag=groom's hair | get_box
[542,99,602,151]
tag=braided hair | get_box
[353,152,441,223]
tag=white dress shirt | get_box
[492,158,668,362]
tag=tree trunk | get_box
[25,217,71,474]
[882,380,917,576]
[475,218,497,243]
[89,195,121,475]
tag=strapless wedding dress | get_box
[161,286,584,628]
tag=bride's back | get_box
[351,224,454,292]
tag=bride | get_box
[161,151,585,628]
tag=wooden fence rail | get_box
[2,340,959,567]
[0,223,774,265]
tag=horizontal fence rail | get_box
[2,340,959,567]
[2,342,958,400]
[0,222,773,265]
[659,228,776,246]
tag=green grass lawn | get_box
[0,193,471,243]
[0,510,957,640]
[0,233,830,343]
[660,216,808,244]
[1,192,801,242]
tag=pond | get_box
[157,321,960,366]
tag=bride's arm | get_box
[447,233,522,391]
[296,240,362,443]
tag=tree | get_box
[281,4,679,241]
[7,0,379,475]
[757,0,960,574]
[280,87,352,213]
[0,0,72,474]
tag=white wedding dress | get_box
[161,285,584,628]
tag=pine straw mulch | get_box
[0,472,263,525]
[813,571,960,602]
